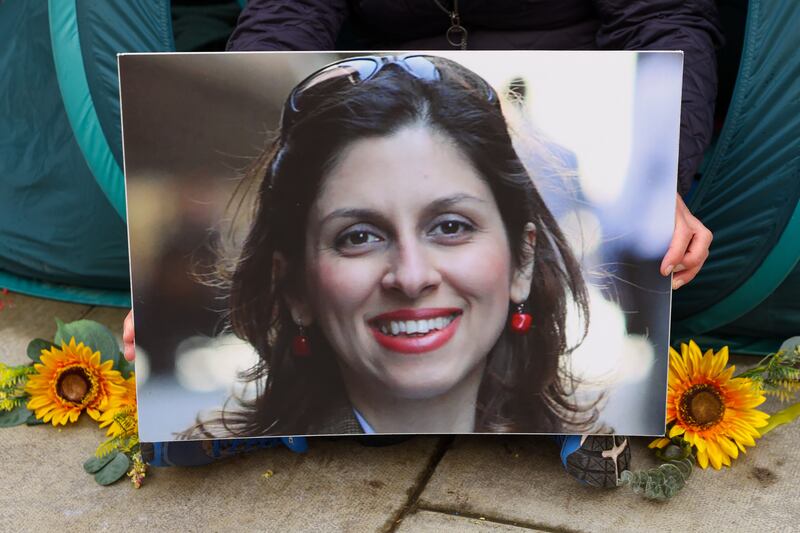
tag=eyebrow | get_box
[318,193,487,226]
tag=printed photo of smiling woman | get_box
[180,54,595,438]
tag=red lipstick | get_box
[368,308,462,354]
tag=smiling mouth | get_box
[374,314,459,336]
[368,309,463,354]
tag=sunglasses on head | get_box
[281,54,498,130]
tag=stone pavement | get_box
[1,293,798,532]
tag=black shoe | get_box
[559,435,631,488]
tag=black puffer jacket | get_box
[228,0,724,195]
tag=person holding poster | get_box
[128,0,723,488]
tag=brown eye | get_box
[430,218,475,239]
[348,231,372,245]
[334,226,383,252]
[440,221,461,235]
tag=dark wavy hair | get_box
[195,55,594,437]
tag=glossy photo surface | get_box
[120,52,683,441]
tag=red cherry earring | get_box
[509,303,532,334]
[292,323,311,357]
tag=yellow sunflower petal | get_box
[38,352,58,368]
[688,340,703,360]
[696,449,709,469]
[27,395,52,410]
[669,425,685,438]
[685,432,706,453]
[649,437,671,449]
[680,343,689,360]
[705,440,724,470]
[728,427,756,448]
[35,400,56,413]
[715,345,729,359]
[716,436,739,460]
[720,453,731,467]
[699,349,714,377]
[54,411,70,426]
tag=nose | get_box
[381,238,441,299]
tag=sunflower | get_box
[26,338,126,425]
[650,341,769,469]
[98,373,137,437]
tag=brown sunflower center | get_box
[679,384,725,429]
[56,367,91,403]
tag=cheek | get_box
[444,241,513,302]
[309,256,382,317]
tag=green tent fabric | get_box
[0,1,173,307]
[671,0,800,354]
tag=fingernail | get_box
[674,264,687,273]
[672,279,684,290]
[664,264,674,276]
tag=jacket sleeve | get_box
[226,0,348,51]
[593,0,724,196]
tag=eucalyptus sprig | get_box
[619,438,694,501]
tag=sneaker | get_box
[557,435,630,488]
[141,436,308,467]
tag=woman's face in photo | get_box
[301,125,530,401]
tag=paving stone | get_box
[0,292,90,364]
[419,376,800,532]
[396,510,546,532]
[1,423,444,532]
[82,306,129,335]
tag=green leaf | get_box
[0,405,33,427]
[117,357,135,379]
[54,317,66,337]
[26,413,45,426]
[55,319,121,369]
[94,452,130,485]
[27,338,56,363]
[84,450,119,474]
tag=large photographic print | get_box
[120,52,682,441]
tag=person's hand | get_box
[661,193,713,289]
[123,310,136,362]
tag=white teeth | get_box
[380,314,459,336]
